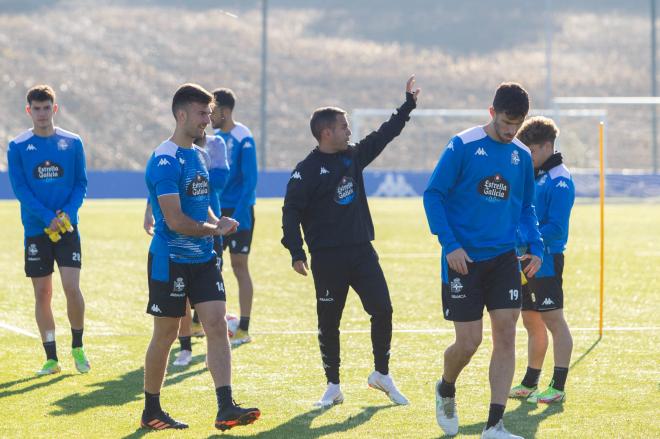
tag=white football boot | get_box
[435,379,459,436]
[313,383,344,408]
[481,420,524,439]
[173,350,192,366]
[367,371,409,405]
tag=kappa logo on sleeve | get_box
[556,180,569,189]
[157,158,171,166]
[291,171,302,180]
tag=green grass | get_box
[0,198,658,438]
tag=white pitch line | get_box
[0,322,39,338]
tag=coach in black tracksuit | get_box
[281,77,420,407]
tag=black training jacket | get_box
[281,93,416,263]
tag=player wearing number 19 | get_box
[423,83,543,438]
[7,84,90,376]
[142,83,259,431]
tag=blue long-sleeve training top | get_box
[215,122,257,231]
[529,161,575,254]
[7,127,87,237]
[423,126,543,263]
[204,134,230,218]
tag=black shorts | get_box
[147,253,226,318]
[442,250,521,322]
[522,254,564,312]
[24,226,82,277]
[221,206,255,255]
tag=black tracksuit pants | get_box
[310,242,393,384]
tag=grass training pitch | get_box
[0,198,658,438]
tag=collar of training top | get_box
[535,152,563,178]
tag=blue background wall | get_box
[2,171,660,199]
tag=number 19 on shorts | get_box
[509,289,519,301]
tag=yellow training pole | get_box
[599,122,605,337]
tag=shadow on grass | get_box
[205,404,394,439]
[453,401,564,439]
[570,336,601,370]
[49,352,208,416]
[0,373,71,398]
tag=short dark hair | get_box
[517,116,560,146]
[212,88,236,110]
[26,85,56,105]
[492,82,529,119]
[310,107,346,141]
[172,83,213,118]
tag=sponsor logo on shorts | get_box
[231,240,237,248]
[27,243,40,261]
[186,173,209,197]
[511,150,520,165]
[151,304,162,313]
[450,278,466,299]
[173,277,185,292]
[33,160,63,180]
[334,176,356,205]
[319,289,334,302]
[541,297,555,306]
[478,174,510,201]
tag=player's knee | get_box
[33,286,52,302]
[455,335,482,358]
[202,315,228,339]
[230,255,248,270]
[62,285,82,298]
[154,326,179,346]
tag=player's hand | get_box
[293,260,308,276]
[519,254,542,278]
[48,215,64,232]
[143,214,155,236]
[446,248,473,275]
[406,74,421,102]
[216,216,239,236]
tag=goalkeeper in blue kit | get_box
[7,84,90,376]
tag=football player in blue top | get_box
[143,133,230,366]
[7,84,90,376]
[509,117,575,405]
[141,83,259,431]
[424,83,542,439]
[212,88,257,346]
